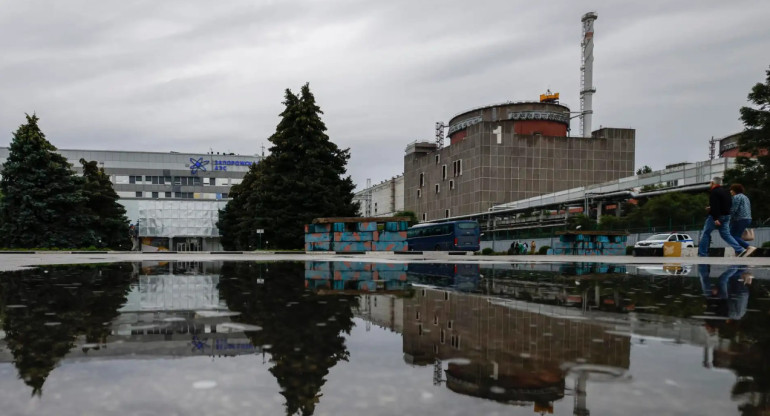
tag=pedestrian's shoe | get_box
[745,246,757,257]
[737,249,747,257]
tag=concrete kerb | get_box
[0,251,769,273]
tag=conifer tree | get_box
[80,159,129,249]
[220,84,359,249]
[0,114,96,248]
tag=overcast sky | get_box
[1,1,768,191]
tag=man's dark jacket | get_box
[709,186,732,219]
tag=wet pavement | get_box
[0,259,768,415]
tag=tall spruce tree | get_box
[220,84,359,249]
[725,66,770,222]
[0,114,96,248]
[80,159,129,249]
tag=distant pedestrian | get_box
[530,240,536,254]
[521,242,528,254]
[698,177,745,257]
[129,223,139,252]
[729,184,757,257]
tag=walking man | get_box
[698,177,746,257]
[129,223,139,252]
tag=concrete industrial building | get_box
[353,175,405,217]
[404,101,635,221]
[0,147,261,251]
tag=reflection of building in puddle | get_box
[305,261,410,294]
[123,261,225,312]
[355,295,405,333]
[93,261,259,359]
[406,263,481,292]
[402,287,630,413]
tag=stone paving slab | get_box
[1,251,769,272]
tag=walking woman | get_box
[729,184,757,257]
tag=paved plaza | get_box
[1,251,768,272]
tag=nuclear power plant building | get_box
[403,101,635,221]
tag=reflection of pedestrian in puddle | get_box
[698,264,753,326]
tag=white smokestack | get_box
[580,12,597,138]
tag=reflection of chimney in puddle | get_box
[573,372,589,416]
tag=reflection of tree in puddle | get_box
[0,264,134,396]
[699,264,770,415]
[218,262,359,416]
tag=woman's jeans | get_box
[730,218,752,250]
[698,215,744,257]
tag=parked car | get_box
[634,233,694,249]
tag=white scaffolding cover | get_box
[137,200,227,237]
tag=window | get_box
[135,191,142,197]
[435,184,440,194]
[418,324,423,336]
[433,314,438,325]
[415,311,421,320]
[422,213,427,221]
[435,154,440,164]
[165,192,172,198]
[374,202,378,214]
[451,334,461,349]
[129,176,136,184]
[152,192,159,199]
[450,180,455,190]
[447,320,453,329]
[417,189,422,198]
[209,177,216,186]
[442,164,447,180]
[152,176,159,185]
[222,193,229,198]
[145,176,151,182]
[419,172,425,187]
[458,159,463,175]
[440,329,445,344]
[445,209,450,218]
[173,176,181,185]
[164,176,171,184]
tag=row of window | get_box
[127,175,222,186]
[418,210,451,222]
[416,180,457,199]
[420,159,462,186]
[133,191,229,199]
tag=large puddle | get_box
[0,260,768,415]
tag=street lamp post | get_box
[256,229,264,250]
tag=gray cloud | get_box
[1,0,768,192]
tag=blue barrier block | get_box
[334,261,372,271]
[305,270,331,280]
[372,241,408,251]
[377,231,407,242]
[357,222,378,232]
[372,263,408,271]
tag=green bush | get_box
[762,241,770,248]
[538,246,550,255]
[626,246,634,255]
[481,247,494,255]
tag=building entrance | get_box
[176,238,201,252]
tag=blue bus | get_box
[406,220,481,251]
